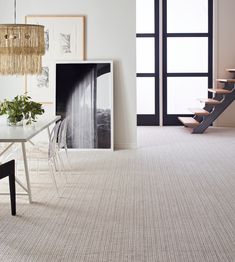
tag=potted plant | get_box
[0,94,44,126]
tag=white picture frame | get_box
[55,60,114,151]
[25,15,85,61]
[25,62,54,103]
[25,15,85,103]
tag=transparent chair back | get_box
[58,118,68,149]
[48,121,61,160]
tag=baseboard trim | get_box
[214,124,235,128]
[114,143,137,150]
[214,120,235,127]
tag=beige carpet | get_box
[0,127,235,262]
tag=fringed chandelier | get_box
[0,0,45,75]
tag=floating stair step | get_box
[188,108,210,116]
[198,98,221,105]
[226,69,235,73]
[208,88,231,94]
[216,79,235,83]
[178,117,200,127]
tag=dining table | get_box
[0,115,61,203]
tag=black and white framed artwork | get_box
[25,15,85,103]
[56,61,113,150]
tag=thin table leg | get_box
[21,142,32,203]
[0,142,14,157]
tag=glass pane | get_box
[137,77,155,114]
[167,0,208,33]
[136,0,155,33]
[167,77,208,114]
[137,38,155,73]
[167,37,208,73]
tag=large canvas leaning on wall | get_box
[56,62,113,150]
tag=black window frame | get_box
[162,0,213,125]
[136,0,160,126]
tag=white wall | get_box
[0,0,137,149]
[215,0,235,127]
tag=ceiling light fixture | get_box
[0,0,45,75]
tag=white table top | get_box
[0,116,61,142]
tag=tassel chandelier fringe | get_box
[0,1,45,75]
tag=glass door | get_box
[163,0,213,125]
[136,0,159,126]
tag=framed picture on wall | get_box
[56,61,114,150]
[25,63,54,103]
[25,15,85,60]
[25,15,85,103]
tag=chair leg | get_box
[64,147,72,170]
[49,159,60,196]
[57,153,68,183]
[8,162,16,216]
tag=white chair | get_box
[57,117,71,171]
[47,121,63,193]
[25,121,63,194]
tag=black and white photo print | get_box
[60,33,71,54]
[25,16,85,103]
[56,62,113,150]
[44,29,49,52]
[37,66,49,88]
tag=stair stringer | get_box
[192,84,235,134]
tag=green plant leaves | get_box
[0,95,44,125]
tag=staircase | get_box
[178,68,235,134]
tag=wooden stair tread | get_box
[199,98,221,104]
[188,108,210,116]
[208,88,231,94]
[216,79,235,83]
[226,69,235,72]
[178,117,200,127]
